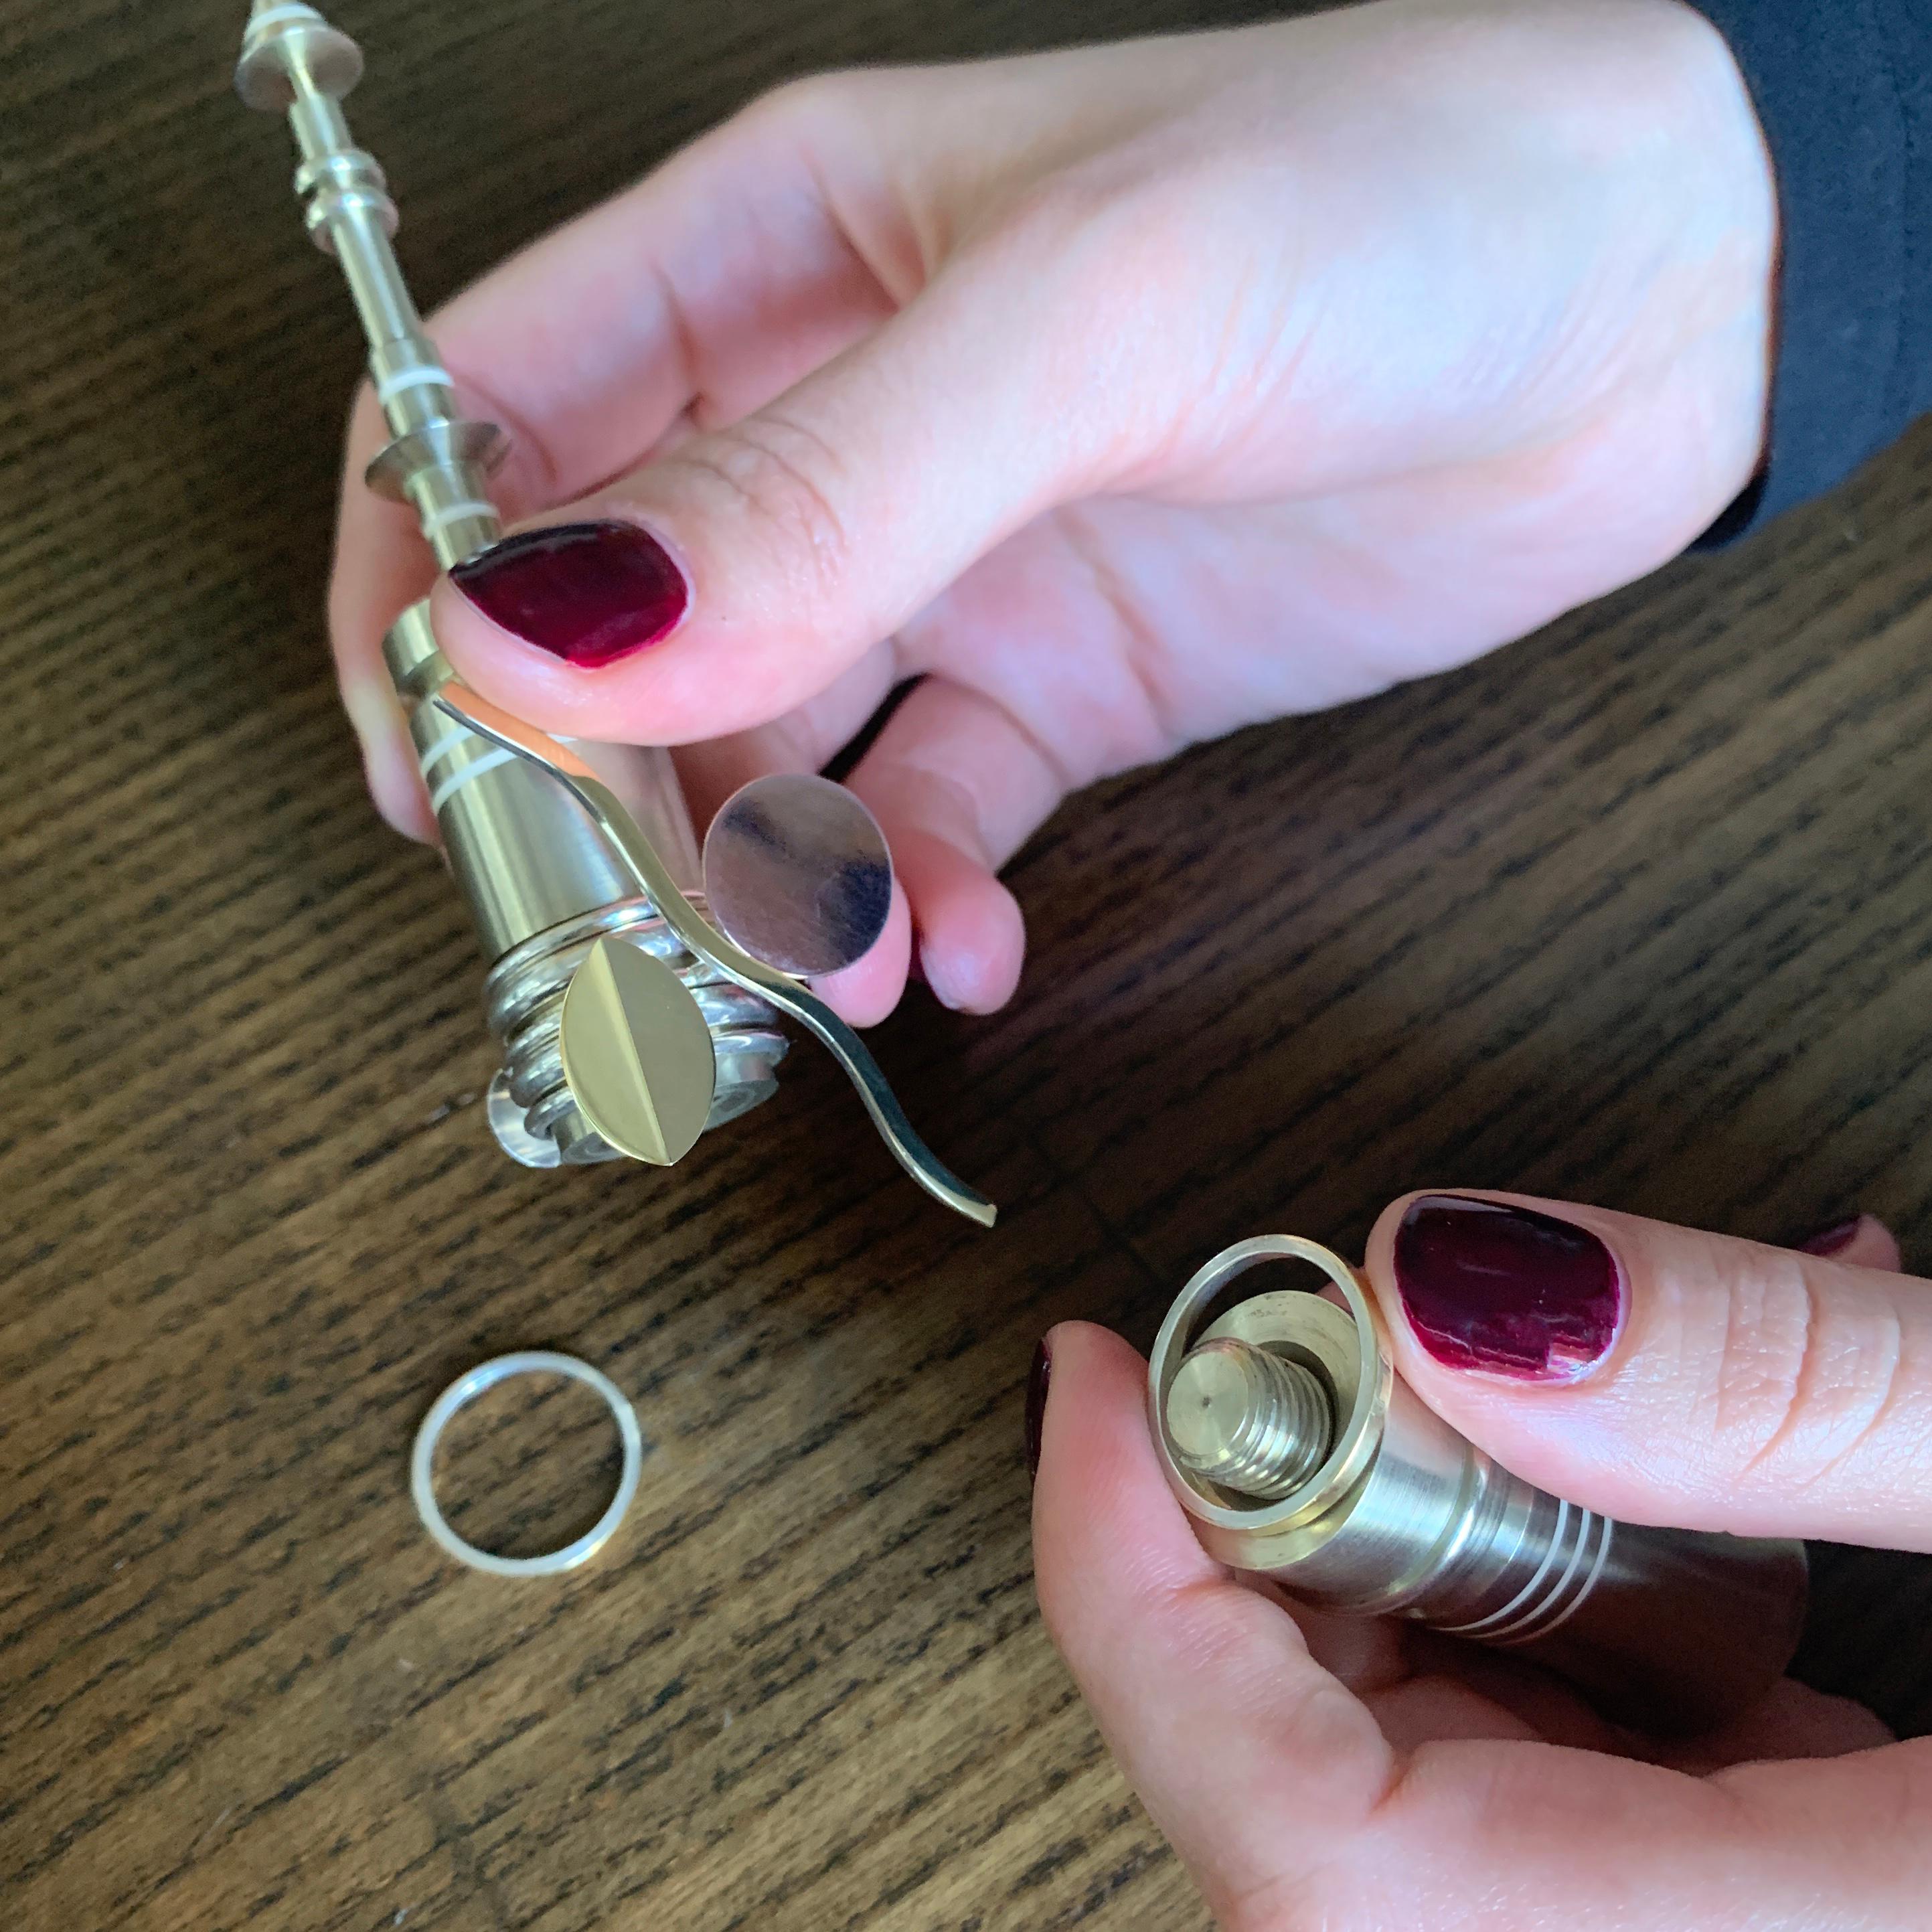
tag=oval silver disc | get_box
[702,773,893,977]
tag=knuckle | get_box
[736,68,872,146]
[997,142,1228,262]
[987,165,1148,276]
[677,413,856,602]
[1710,1253,1908,1488]
[1708,1254,1813,1448]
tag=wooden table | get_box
[5,1,1929,1926]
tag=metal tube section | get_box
[388,608,700,958]
[323,205,422,343]
[1149,1239,1808,1736]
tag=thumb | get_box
[1360,1192,1932,1550]
[427,230,1128,747]
[1030,1321,1393,1919]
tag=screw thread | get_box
[1165,1338,1334,1499]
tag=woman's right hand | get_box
[331,0,1776,1022]
[1032,1200,1922,1929]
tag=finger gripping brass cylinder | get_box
[1148,1237,1807,1736]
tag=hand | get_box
[1030,1196,1929,1929]
[331,0,1775,1024]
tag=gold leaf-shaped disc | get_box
[560,937,717,1167]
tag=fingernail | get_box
[449,519,689,667]
[1024,1338,1051,1481]
[1798,1215,1863,1257]
[1392,1195,1623,1380]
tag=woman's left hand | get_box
[327,4,1774,1026]
[1031,1194,1929,1930]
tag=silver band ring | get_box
[410,1351,643,1577]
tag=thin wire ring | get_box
[410,1351,643,1577]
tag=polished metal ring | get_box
[410,1350,644,1577]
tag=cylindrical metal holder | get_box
[1149,1237,1808,1735]
[238,5,995,1227]
[238,3,787,1170]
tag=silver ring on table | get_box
[410,1350,644,1577]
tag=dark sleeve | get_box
[1689,0,1932,542]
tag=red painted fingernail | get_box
[1798,1216,1863,1257]
[1393,1195,1623,1380]
[1024,1339,1051,1481]
[449,519,688,667]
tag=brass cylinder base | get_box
[1148,1237,1807,1736]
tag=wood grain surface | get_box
[5,2,1931,1927]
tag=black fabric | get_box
[1690,0,1932,541]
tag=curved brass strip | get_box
[432,685,997,1228]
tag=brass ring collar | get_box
[1147,1236,1393,1538]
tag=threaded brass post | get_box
[1164,1338,1334,1498]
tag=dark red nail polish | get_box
[1393,1196,1623,1380]
[1799,1216,1862,1257]
[449,519,688,667]
[1024,1339,1051,1480]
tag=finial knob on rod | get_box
[236,2,362,112]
